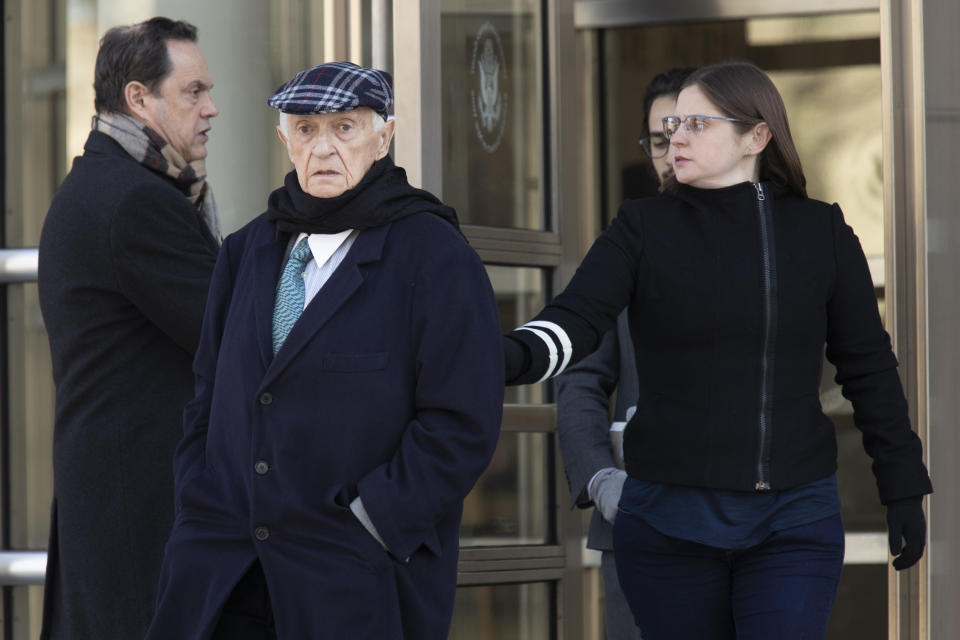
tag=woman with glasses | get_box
[503,62,931,639]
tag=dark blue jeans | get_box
[613,511,844,640]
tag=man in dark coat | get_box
[37,17,220,640]
[145,62,504,640]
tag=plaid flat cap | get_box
[267,62,394,119]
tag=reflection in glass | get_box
[441,1,544,229]
[487,265,547,404]
[450,582,553,639]
[769,65,883,258]
[460,432,551,546]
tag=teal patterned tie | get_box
[272,237,313,355]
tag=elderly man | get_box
[146,62,504,640]
[37,17,219,640]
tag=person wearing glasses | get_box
[554,67,691,640]
[504,62,931,639]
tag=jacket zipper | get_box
[754,182,776,491]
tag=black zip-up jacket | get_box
[506,181,932,504]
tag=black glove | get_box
[886,496,926,571]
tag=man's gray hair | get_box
[278,109,387,138]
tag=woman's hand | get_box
[886,496,926,570]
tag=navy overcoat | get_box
[146,209,504,640]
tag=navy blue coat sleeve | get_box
[824,204,932,503]
[356,236,504,560]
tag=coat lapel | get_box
[253,232,291,368]
[259,224,390,387]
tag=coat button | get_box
[259,392,273,405]
[254,526,270,541]
[254,460,270,475]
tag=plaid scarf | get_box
[93,112,221,243]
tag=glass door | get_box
[395,0,590,637]
[439,3,563,639]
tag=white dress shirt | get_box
[294,229,357,309]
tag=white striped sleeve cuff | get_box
[516,320,574,382]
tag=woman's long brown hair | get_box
[673,62,807,197]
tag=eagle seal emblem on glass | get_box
[470,21,508,153]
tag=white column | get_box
[391,0,441,193]
[371,0,389,71]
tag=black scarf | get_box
[267,156,460,235]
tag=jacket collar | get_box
[254,222,391,384]
[84,129,138,161]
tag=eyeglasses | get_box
[662,114,745,140]
[638,132,670,159]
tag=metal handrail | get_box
[0,551,46,585]
[1,248,46,585]
[0,248,39,283]
[0,248,47,587]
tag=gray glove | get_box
[588,467,627,524]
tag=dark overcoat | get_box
[145,210,504,639]
[37,131,218,639]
